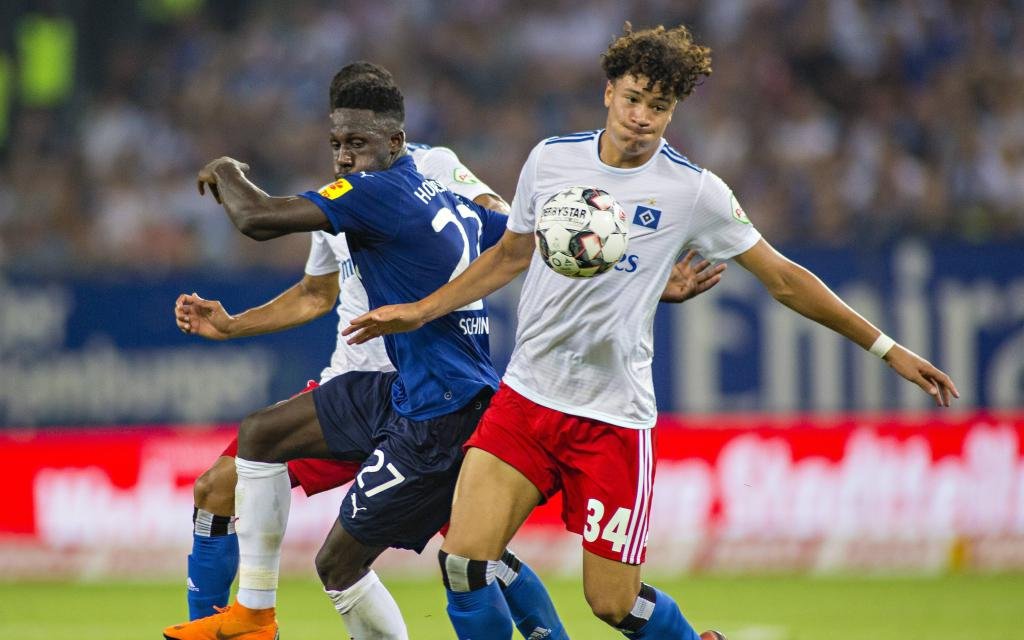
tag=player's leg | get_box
[566,424,711,639]
[164,387,345,639]
[186,454,239,619]
[440,448,544,640]
[582,551,700,639]
[316,519,407,639]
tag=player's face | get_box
[602,74,676,167]
[329,108,405,178]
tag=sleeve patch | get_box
[453,165,480,185]
[731,192,750,224]
[319,179,353,200]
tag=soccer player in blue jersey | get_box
[174,62,574,640]
[163,70,569,640]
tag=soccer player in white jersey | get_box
[346,24,959,640]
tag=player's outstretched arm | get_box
[197,157,333,240]
[175,273,340,340]
[345,229,534,344]
[660,250,727,303]
[734,239,960,407]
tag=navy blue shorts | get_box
[312,370,492,552]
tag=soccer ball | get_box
[535,186,629,278]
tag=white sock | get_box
[325,571,408,640]
[234,457,290,610]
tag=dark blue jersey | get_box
[300,154,505,420]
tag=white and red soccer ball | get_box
[535,186,629,278]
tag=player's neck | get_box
[597,130,658,169]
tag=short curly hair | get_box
[330,76,405,126]
[601,22,712,101]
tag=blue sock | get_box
[616,583,699,640]
[187,509,238,620]
[446,582,515,640]
[497,551,568,640]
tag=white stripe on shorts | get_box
[622,429,653,564]
[632,430,654,564]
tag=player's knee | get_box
[314,544,365,590]
[585,588,635,627]
[237,409,281,461]
[193,458,236,514]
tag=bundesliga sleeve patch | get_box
[452,165,480,185]
[319,179,353,200]
[731,192,750,224]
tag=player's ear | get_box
[604,80,614,108]
[389,130,406,154]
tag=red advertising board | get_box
[2,412,1023,578]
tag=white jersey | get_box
[309,144,497,383]
[504,130,762,429]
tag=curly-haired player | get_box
[348,22,958,640]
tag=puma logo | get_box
[350,494,367,518]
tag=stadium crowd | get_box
[0,0,1022,274]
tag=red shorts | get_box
[220,379,361,497]
[465,383,655,564]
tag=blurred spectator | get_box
[0,0,1021,275]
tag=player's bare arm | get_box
[734,238,959,406]
[660,249,726,303]
[345,228,534,344]
[175,272,340,340]
[473,192,510,215]
[197,156,333,240]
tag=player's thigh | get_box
[194,455,237,515]
[236,390,331,461]
[315,518,387,590]
[311,370,396,461]
[442,447,542,560]
[338,395,489,553]
[562,425,655,565]
[581,549,642,623]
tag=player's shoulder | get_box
[541,129,601,146]
[657,140,704,175]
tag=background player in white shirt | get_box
[346,23,959,640]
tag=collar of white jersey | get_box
[592,129,666,175]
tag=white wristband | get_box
[868,333,896,358]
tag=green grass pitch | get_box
[0,574,1019,639]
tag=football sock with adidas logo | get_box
[187,507,238,620]
[496,550,568,640]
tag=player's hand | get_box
[660,250,726,303]
[884,344,960,407]
[175,292,234,340]
[343,303,427,345]
[197,157,250,204]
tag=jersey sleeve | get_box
[304,231,340,276]
[685,170,762,262]
[415,146,497,202]
[507,142,544,234]
[299,175,401,243]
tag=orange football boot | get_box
[701,631,727,640]
[162,602,278,640]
